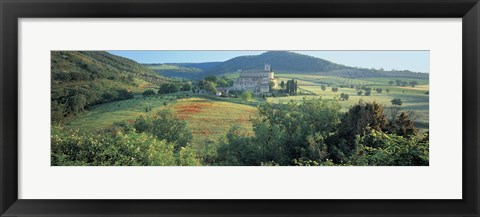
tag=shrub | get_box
[52,123,198,166]
[158,83,180,94]
[349,130,429,166]
[241,91,253,101]
[143,89,156,96]
[391,98,403,106]
[132,109,192,151]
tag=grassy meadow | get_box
[273,74,429,130]
[170,97,257,145]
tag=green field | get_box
[64,95,177,131]
[64,93,259,144]
[278,73,375,86]
[147,64,181,70]
[273,74,429,129]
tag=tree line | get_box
[389,80,419,87]
[280,79,298,94]
[52,85,135,123]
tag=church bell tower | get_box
[264,63,271,72]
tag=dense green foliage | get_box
[216,99,341,165]
[142,89,156,96]
[158,83,180,94]
[51,126,198,166]
[350,130,428,166]
[284,79,298,94]
[197,80,217,94]
[340,93,349,100]
[135,109,193,151]
[51,109,199,166]
[391,98,403,106]
[195,75,233,94]
[214,99,428,166]
[393,79,420,87]
[241,91,253,101]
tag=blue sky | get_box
[108,50,429,73]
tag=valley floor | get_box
[62,74,429,165]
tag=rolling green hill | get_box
[51,51,169,123]
[145,51,428,80]
[206,51,343,75]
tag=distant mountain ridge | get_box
[170,62,223,71]
[145,62,222,78]
[144,51,428,80]
[206,51,344,75]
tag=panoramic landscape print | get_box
[51,50,429,166]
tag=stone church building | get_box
[233,64,277,93]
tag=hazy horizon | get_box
[107,50,430,73]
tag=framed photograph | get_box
[1,0,479,216]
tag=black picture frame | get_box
[1,0,479,216]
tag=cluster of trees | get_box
[322,85,388,96]
[391,98,403,106]
[390,80,419,87]
[205,75,233,88]
[158,82,192,94]
[142,89,156,96]
[197,79,217,94]
[53,79,191,124]
[194,75,233,94]
[280,79,298,94]
[159,83,180,94]
[356,86,372,96]
[53,79,192,124]
[325,85,387,97]
[214,99,428,166]
[51,109,199,166]
[52,86,134,123]
[340,93,349,101]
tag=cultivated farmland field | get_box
[274,74,429,130]
[63,93,260,158]
[169,97,257,147]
